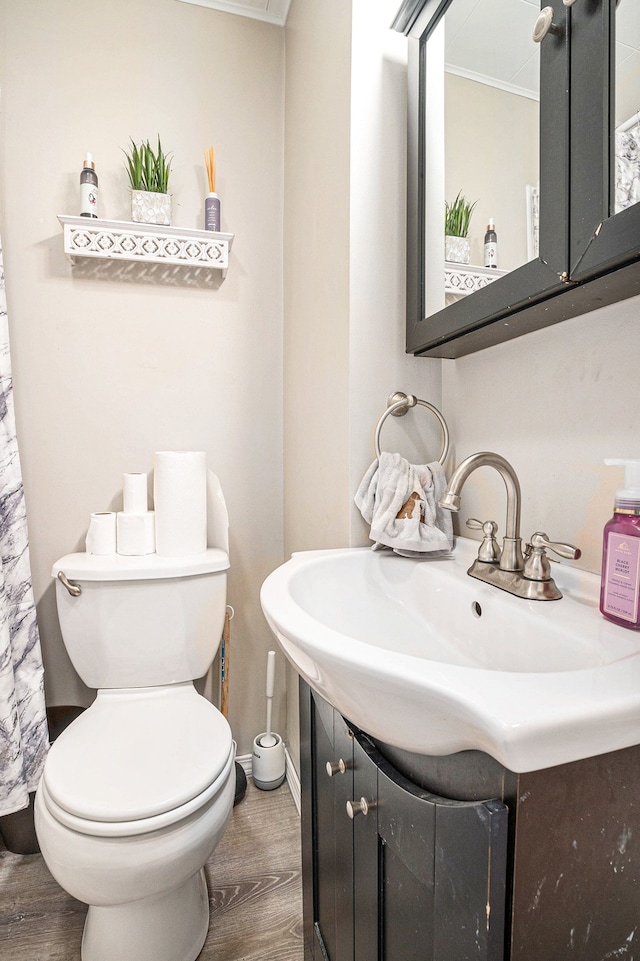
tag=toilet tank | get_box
[51,550,229,689]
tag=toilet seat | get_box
[43,683,232,828]
[39,747,234,838]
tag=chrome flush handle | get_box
[57,570,82,597]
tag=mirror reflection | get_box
[615,0,640,214]
[444,0,540,275]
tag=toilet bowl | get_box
[35,684,235,961]
[36,541,234,961]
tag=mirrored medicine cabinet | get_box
[393,0,640,358]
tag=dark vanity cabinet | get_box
[300,682,508,961]
[301,681,640,961]
[394,0,640,358]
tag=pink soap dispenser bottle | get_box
[600,458,640,629]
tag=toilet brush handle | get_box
[266,650,276,698]
[265,651,276,739]
[265,699,273,740]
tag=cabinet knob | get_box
[532,6,563,42]
[326,758,347,777]
[346,797,373,819]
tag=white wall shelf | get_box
[444,262,506,298]
[58,215,234,272]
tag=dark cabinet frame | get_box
[394,0,640,358]
[301,680,508,961]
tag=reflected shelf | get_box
[444,262,507,301]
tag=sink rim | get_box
[260,539,640,773]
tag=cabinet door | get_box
[395,0,640,358]
[397,0,570,358]
[569,0,640,290]
[309,690,355,961]
[352,733,508,961]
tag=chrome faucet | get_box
[439,452,524,572]
[439,452,581,601]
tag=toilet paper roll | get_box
[116,511,156,556]
[153,451,207,556]
[123,472,148,514]
[86,512,117,555]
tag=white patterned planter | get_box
[131,190,172,226]
[444,235,471,265]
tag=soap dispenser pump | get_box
[600,458,640,629]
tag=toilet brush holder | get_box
[252,732,285,791]
[252,650,285,791]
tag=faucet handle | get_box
[524,531,582,581]
[466,518,501,563]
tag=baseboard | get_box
[285,747,301,815]
[234,747,301,815]
[235,752,253,778]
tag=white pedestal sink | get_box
[260,537,640,772]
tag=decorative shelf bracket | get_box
[58,215,234,274]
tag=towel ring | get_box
[374,392,450,465]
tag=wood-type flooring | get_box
[0,778,303,961]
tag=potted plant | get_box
[124,136,173,226]
[444,191,477,264]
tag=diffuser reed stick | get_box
[205,147,216,193]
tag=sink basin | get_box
[260,537,640,772]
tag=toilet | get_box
[34,547,234,961]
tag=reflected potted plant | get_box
[444,191,477,265]
[124,136,173,226]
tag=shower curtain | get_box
[0,229,48,817]
[615,122,640,213]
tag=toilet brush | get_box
[252,650,286,791]
[220,608,247,804]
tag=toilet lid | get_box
[43,685,232,823]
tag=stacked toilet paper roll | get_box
[86,512,117,555]
[116,472,156,556]
[154,451,207,556]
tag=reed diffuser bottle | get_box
[204,146,220,231]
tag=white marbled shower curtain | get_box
[615,124,640,213]
[0,230,49,817]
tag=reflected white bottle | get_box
[484,218,498,268]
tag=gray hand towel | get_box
[355,451,453,556]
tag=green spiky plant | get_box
[124,136,172,193]
[444,191,477,237]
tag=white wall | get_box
[0,0,285,757]
[282,0,444,768]
[283,0,352,770]
[349,0,443,547]
[441,298,640,575]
